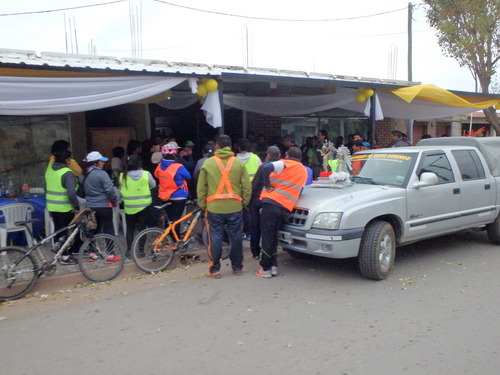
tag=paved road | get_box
[0,229,499,375]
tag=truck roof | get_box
[416,136,500,177]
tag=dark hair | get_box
[112,146,125,158]
[54,149,71,163]
[391,130,403,138]
[353,140,364,147]
[318,129,328,139]
[127,139,142,156]
[238,138,251,152]
[51,140,70,154]
[122,155,143,188]
[266,146,281,161]
[286,146,302,160]
[216,134,232,148]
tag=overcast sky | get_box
[0,0,484,92]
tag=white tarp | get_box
[0,75,185,115]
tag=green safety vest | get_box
[119,171,152,215]
[45,165,75,212]
[244,154,261,181]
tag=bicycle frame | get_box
[153,208,203,252]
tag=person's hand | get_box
[265,186,275,192]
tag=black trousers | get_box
[125,206,150,252]
[91,207,114,236]
[259,202,288,271]
[249,199,262,257]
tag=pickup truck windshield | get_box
[351,153,416,186]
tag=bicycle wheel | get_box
[78,234,125,282]
[131,228,175,273]
[0,247,38,301]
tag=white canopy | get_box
[0,76,497,128]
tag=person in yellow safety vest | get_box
[48,139,82,176]
[197,134,251,279]
[257,146,308,279]
[45,148,81,265]
[154,142,191,234]
[236,138,262,241]
[119,155,156,257]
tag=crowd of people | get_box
[44,128,418,276]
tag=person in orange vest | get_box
[154,142,191,232]
[197,135,251,279]
[257,146,308,278]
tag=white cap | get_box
[84,151,108,162]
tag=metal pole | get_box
[369,93,376,148]
[217,80,225,134]
[408,2,413,82]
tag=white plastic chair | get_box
[112,205,127,236]
[44,208,55,244]
[0,202,35,247]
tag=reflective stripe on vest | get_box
[45,165,74,212]
[244,154,260,181]
[259,159,307,211]
[351,160,362,175]
[119,171,152,215]
[206,155,243,202]
[156,163,187,201]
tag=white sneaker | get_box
[257,267,272,278]
[271,266,278,276]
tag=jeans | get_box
[206,211,243,273]
[259,203,288,271]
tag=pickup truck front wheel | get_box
[359,221,395,280]
[486,214,500,245]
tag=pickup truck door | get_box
[406,151,461,241]
[451,149,496,227]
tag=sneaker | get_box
[106,255,122,264]
[60,255,78,265]
[256,267,272,279]
[252,255,260,260]
[233,269,243,276]
[208,271,221,279]
[243,233,252,241]
[271,266,278,276]
[87,252,98,262]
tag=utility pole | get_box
[408,2,413,82]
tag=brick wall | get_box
[249,113,282,144]
[375,118,392,148]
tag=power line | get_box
[0,0,127,17]
[152,0,408,22]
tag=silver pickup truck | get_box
[279,137,500,280]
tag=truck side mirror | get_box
[413,172,438,188]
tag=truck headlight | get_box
[312,212,342,230]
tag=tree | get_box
[423,0,500,134]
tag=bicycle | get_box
[0,208,125,301]
[131,200,230,273]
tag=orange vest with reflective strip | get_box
[156,163,187,201]
[259,159,307,211]
[351,159,362,175]
[206,155,243,203]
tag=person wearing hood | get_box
[197,135,251,278]
[119,155,156,256]
[154,142,191,233]
[236,138,262,241]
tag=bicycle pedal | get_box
[177,240,190,253]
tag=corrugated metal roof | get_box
[0,48,414,90]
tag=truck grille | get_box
[288,208,309,226]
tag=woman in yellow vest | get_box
[119,155,156,257]
[45,148,80,265]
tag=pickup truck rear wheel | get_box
[359,221,395,280]
[486,214,500,245]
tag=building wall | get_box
[249,113,282,144]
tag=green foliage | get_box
[423,0,499,93]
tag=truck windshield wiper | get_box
[351,176,377,185]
